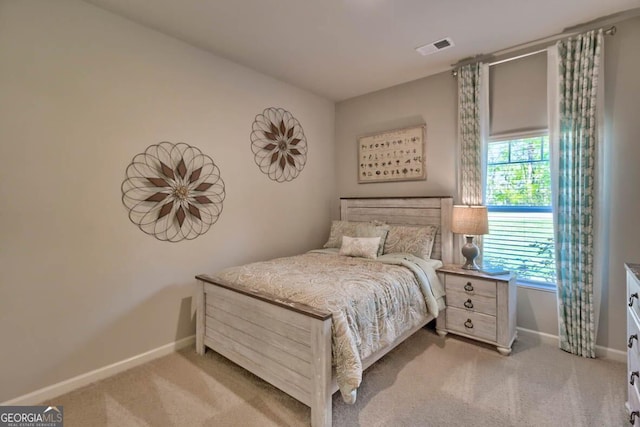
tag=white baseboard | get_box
[595,343,626,363]
[516,326,559,345]
[2,335,195,406]
[516,327,626,363]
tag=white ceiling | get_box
[84,0,639,101]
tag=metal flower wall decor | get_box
[250,107,308,182]
[122,142,225,242]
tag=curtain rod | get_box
[489,25,617,67]
[451,25,616,77]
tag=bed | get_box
[195,197,453,427]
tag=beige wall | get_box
[601,16,640,351]
[335,71,458,207]
[335,16,640,352]
[0,0,335,402]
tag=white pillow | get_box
[339,236,381,259]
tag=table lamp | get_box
[451,205,489,270]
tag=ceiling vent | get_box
[415,37,455,56]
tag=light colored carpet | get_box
[45,327,626,426]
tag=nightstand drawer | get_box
[446,307,497,342]
[445,275,496,298]
[446,290,497,316]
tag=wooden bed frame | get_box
[196,197,453,427]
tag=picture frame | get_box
[357,124,426,183]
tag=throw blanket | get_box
[212,250,443,404]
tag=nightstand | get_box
[435,264,517,355]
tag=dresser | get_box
[435,265,517,355]
[626,263,640,425]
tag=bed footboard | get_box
[196,275,333,427]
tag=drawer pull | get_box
[630,334,638,349]
[631,293,639,307]
[464,299,474,309]
[464,319,474,329]
[630,411,639,425]
[464,282,474,292]
[631,371,639,386]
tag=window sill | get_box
[517,280,556,293]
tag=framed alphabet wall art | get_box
[357,124,426,183]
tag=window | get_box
[483,133,556,286]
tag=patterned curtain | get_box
[555,29,603,358]
[457,64,485,263]
[458,63,483,206]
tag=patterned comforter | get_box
[212,249,444,404]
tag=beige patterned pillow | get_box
[339,236,381,259]
[323,221,360,248]
[355,223,389,256]
[383,225,439,259]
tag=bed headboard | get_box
[340,197,453,264]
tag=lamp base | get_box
[461,236,480,270]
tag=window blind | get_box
[483,211,555,284]
[484,135,556,285]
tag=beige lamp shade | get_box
[451,205,489,235]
